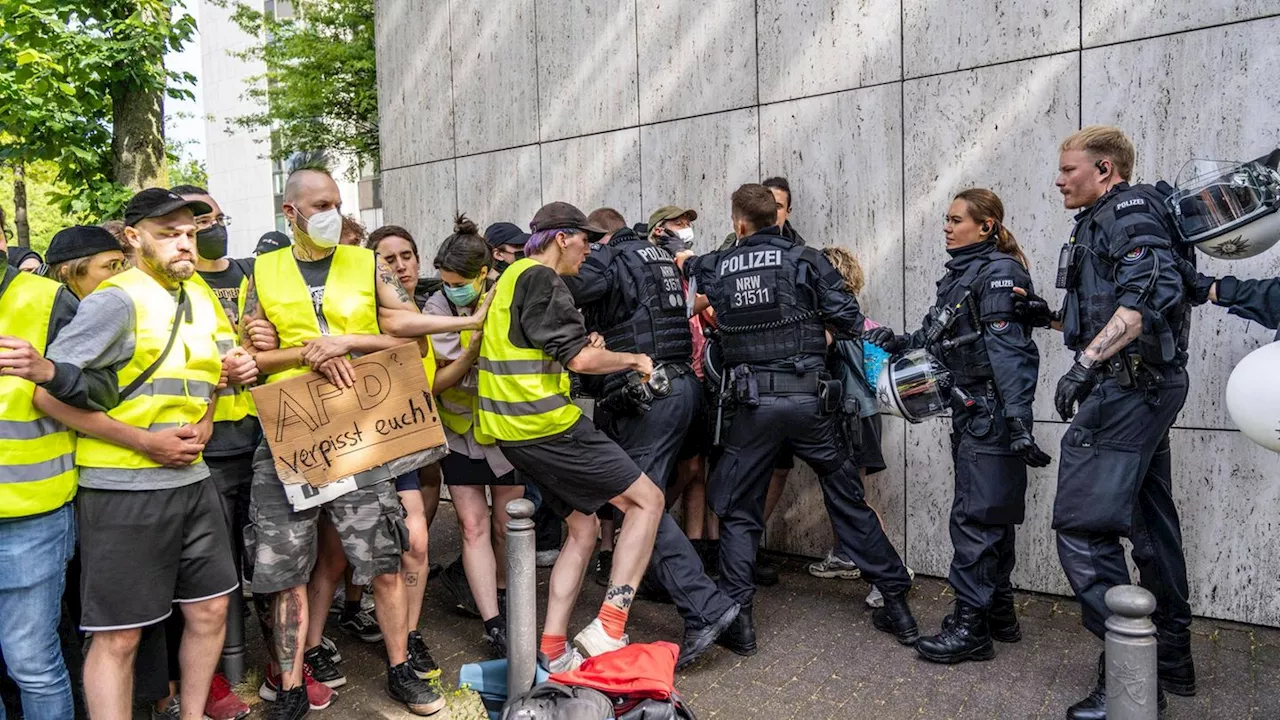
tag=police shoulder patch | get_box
[1121,246,1148,263]
[988,320,1011,334]
[1114,196,1148,217]
[989,278,1014,290]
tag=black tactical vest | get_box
[713,235,827,366]
[597,239,693,364]
[932,249,1001,386]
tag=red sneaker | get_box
[258,666,337,710]
[204,673,250,720]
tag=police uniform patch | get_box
[1122,246,1147,263]
[1114,197,1147,217]
[988,320,1010,334]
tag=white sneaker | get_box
[546,644,585,673]
[808,550,861,580]
[865,585,884,608]
[573,618,628,658]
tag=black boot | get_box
[702,539,721,579]
[915,603,994,664]
[989,592,1022,643]
[871,591,919,645]
[678,603,740,669]
[1068,651,1169,720]
[754,551,779,587]
[1157,635,1196,696]
[715,603,757,656]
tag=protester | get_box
[255,231,291,256]
[482,222,529,281]
[340,215,367,247]
[423,217,524,656]
[43,226,131,299]
[475,201,665,670]
[6,246,43,273]
[23,188,249,720]
[238,165,482,718]
[0,236,80,720]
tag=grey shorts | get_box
[245,442,409,594]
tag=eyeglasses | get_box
[194,215,233,230]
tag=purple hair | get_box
[524,227,574,256]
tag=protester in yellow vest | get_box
[475,201,666,671]
[0,243,80,719]
[9,190,253,720]
[236,165,482,718]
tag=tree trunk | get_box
[13,162,30,248]
[111,83,168,191]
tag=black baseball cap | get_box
[44,226,123,265]
[124,188,212,227]
[255,231,292,255]
[529,201,606,235]
[484,222,530,249]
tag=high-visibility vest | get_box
[76,268,224,470]
[189,272,255,423]
[476,259,580,442]
[437,328,493,445]
[0,272,77,518]
[254,246,379,384]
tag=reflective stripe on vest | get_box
[475,259,581,442]
[189,273,255,423]
[255,246,379,383]
[0,271,77,517]
[75,268,224,470]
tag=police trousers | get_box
[1053,370,1191,646]
[948,395,1028,609]
[607,373,736,628]
[708,393,911,606]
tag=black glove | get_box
[863,327,903,352]
[1054,360,1098,421]
[1011,289,1057,328]
[1007,417,1051,468]
[1189,273,1217,306]
[654,229,684,257]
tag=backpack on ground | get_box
[501,681,615,720]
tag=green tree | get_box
[220,0,377,177]
[166,137,208,189]
[0,161,73,254]
[0,0,195,226]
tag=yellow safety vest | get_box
[190,272,255,423]
[422,336,437,394]
[437,328,494,445]
[254,246,379,384]
[0,272,77,518]
[476,259,580,442]
[76,268,224,470]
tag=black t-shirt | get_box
[510,263,590,367]
[198,257,254,327]
[197,258,262,457]
[296,255,336,334]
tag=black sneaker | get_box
[387,661,446,716]
[407,631,441,680]
[593,550,613,588]
[265,686,309,720]
[484,623,509,658]
[440,558,480,617]
[338,608,383,643]
[303,646,347,689]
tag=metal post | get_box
[220,589,246,684]
[1105,585,1159,720]
[505,498,537,697]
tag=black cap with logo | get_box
[124,188,213,227]
[529,202,606,235]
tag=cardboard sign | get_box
[250,342,445,488]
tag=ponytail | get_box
[954,188,1030,271]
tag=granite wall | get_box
[374,0,1280,627]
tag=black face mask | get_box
[196,225,229,260]
[493,250,525,275]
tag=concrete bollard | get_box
[1105,585,1159,720]
[505,498,538,697]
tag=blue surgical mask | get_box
[443,282,480,307]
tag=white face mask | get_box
[299,207,343,247]
[674,226,695,247]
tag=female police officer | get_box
[865,188,1050,664]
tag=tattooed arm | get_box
[1078,306,1143,367]
[376,259,490,337]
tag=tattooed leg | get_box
[604,584,636,610]
[273,587,308,689]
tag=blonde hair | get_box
[1061,125,1135,180]
[954,188,1030,270]
[821,246,865,295]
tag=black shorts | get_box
[394,470,420,493]
[502,418,640,519]
[78,477,239,631]
[854,414,887,475]
[440,451,518,486]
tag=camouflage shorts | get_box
[245,442,409,594]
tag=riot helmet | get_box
[875,349,952,423]
[701,330,726,389]
[1167,150,1280,259]
[1226,341,1280,453]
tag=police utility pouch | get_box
[732,366,759,407]
[1056,243,1086,289]
[817,377,842,415]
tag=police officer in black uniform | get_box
[1034,126,1195,719]
[563,212,741,670]
[1190,274,1280,328]
[867,189,1051,665]
[685,184,917,653]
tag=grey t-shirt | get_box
[44,286,210,491]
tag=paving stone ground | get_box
[212,503,1278,719]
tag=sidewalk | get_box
[228,503,1277,719]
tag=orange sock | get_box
[597,602,629,640]
[540,633,567,660]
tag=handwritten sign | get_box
[250,343,445,487]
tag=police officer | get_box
[564,208,741,669]
[1040,126,1196,719]
[685,184,917,652]
[1189,273,1280,328]
[867,189,1050,665]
